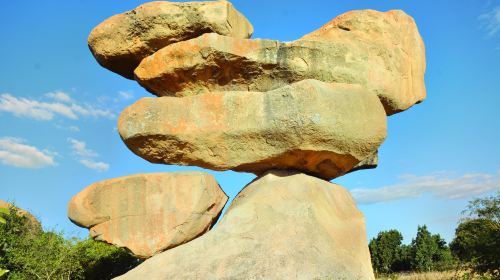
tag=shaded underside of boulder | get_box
[115,171,375,280]
[118,80,387,180]
[88,1,253,79]
[67,172,228,258]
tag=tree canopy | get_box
[450,192,500,277]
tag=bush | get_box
[369,230,405,274]
[0,204,138,280]
[411,225,455,272]
[370,226,455,276]
[451,192,500,277]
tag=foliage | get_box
[392,244,412,272]
[0,208,9,225]
[370,226,455,276]
[72,238,140,280]
[0,204,138,280]
[450,192,500,277]
[369,230,404,274]
[411,225,454,272]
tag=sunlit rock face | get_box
[118,80,387,180]
[134,10,425,115]
[68,172,227,258]
[88,1,253,79]
[116,171,375,280]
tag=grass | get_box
[376,271,497,280]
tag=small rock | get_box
[67,172,227,258]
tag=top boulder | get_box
[88,1,253,79]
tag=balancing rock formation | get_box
[68,172,227,258]
[68,1,426,279]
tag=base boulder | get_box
[116,171,374,279]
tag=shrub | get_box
[0,204,138,280]
[451,192,500,277]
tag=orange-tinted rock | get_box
[116,171,375,280]
[135,10,425,115]
[67,172,227,258]
[301,9,426,115]
[118,80,387,180]
[88,1,253,79]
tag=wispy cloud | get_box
[45,91,72,103]
[67,138,98,158]
[79,159,109,172]
[67,138,109,172]
[0,93,115,121]
[479,6,500,37]
[352,171,500,204]
[118,90,133,100]
[0,137,56,168]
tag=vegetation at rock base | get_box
[0,205,139,280]
[371,192,500,279]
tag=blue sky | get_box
[0,0,499,244]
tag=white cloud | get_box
[352,171,500,204]
[479,6,500,36]
[118,91,133,100]
[67,138,109,172]
[0,93,115,121]
[45,91,72,103]
[0,137,55,168]
[79,159,109,172]
[68,126,80,132]
[67,138,98,157]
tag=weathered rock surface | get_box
[135,9,425,115]
[116,171,375,280]
[118,80,387,180]
[67,172,227,258]
[301,9,426,114]
[349,151,378,173]
[0,199,42,230]
[88,1,253,79]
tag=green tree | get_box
[0,207,9,278]
[369,229,404,274]
[391,244,412,272]
[411,225,454,272]
[0,203,138,280]
[411,225,436,271]
[450,192,500,277]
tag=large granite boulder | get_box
[68,172,227,258]
[88,1,253,79]
[134,10,425,115]
[118,80,387,180]
[116,171,375,280]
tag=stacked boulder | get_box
[68,1,425,279]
